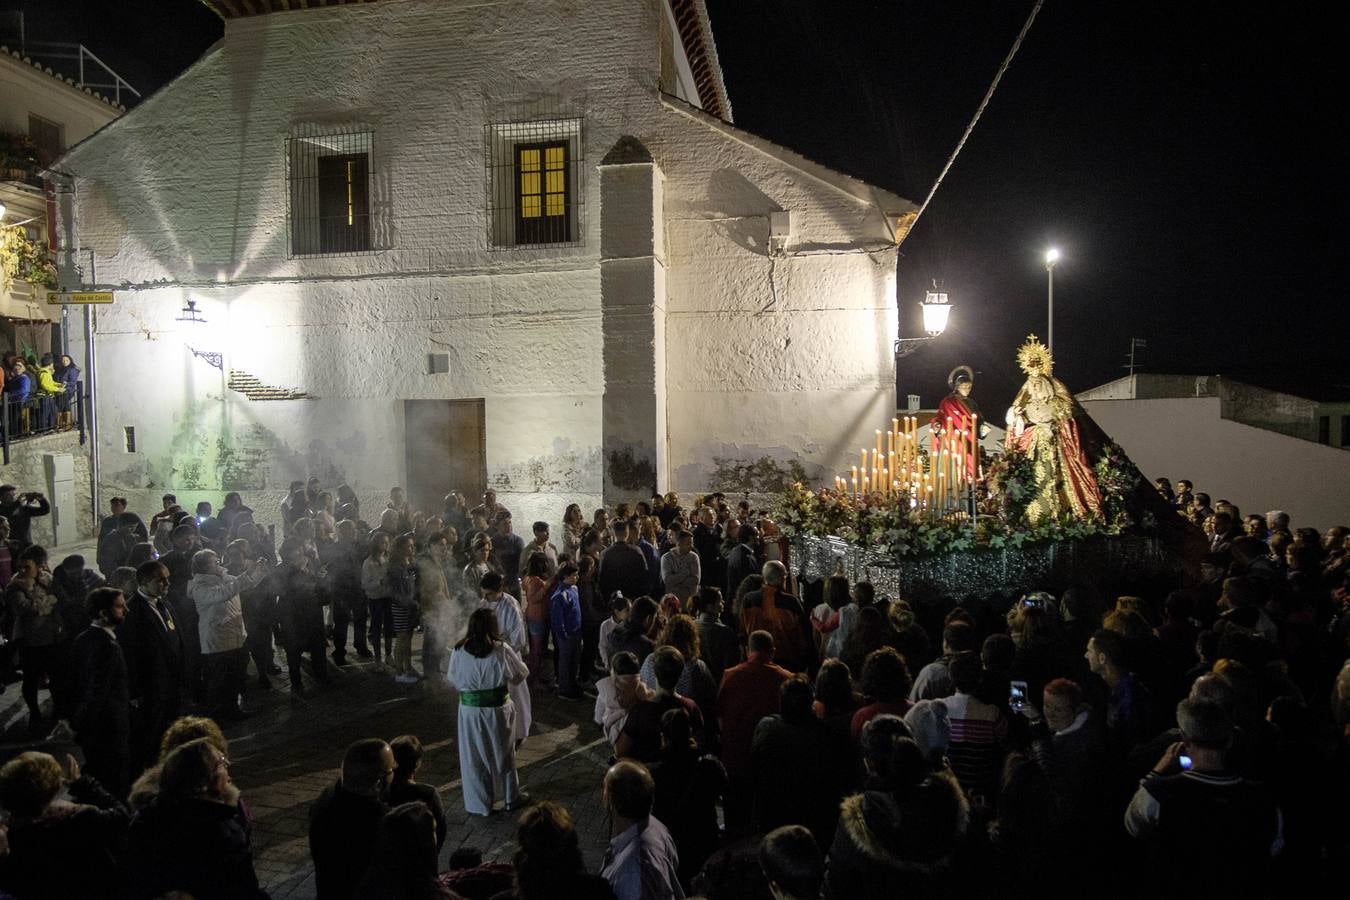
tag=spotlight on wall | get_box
[768,210,791,256]
[176,299,207,324]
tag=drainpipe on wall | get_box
[84,299,98,534]
[46,169,99,535]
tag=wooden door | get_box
[404,399,485,515]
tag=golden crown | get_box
[1017,335,1053,376]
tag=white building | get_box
[1079,374,1350,530]
[1,39,125,545]
[1,42,124,331]
[50,0,917,534]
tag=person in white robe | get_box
[447,607,530,815]
[478,571,532,743]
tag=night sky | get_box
[5,1,1344,407]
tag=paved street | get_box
[0,634,612,899]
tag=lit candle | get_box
[850,467,858,497]
[970,415,978,481]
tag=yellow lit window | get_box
[515,141,570,243]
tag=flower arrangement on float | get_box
[770,437,1147,559]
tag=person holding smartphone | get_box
[0,486,50,551]
[1022,678,1105,838]
[1123,697,1281,896]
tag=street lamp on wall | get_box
[894,287,953,413]
[896,288,953,359]
[920,289,951,336]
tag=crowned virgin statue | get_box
[1005,336,1103,523]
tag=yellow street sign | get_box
[46,291,114,305]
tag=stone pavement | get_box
[0,635,614,900]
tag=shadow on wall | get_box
[705,168,781,258]
[86,36,290,287]
[708,455,813,495]
[607,446,656,493]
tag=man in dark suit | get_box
[72,586,132,796]
[120,560,184,771]
[159,522,203,703]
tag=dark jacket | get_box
[607,621,656,666]
[274,562,327,642]
[825,779,970,900]
[598,542,649,602]
[0,776,130,900]
[53,567,104,637]
[651,746,728,883]
[97,528,140,578]
[128,795,267,900]
[0,493,50,548]
[692,522,723,586]
[751,713,852,848]
[119,592,184,726]
[724,543,758,603]
[309,780,387,900]
[1128,770,1279,898]
[321,538,365,607]
[159,547,199,654]
[387,780,447,853]
[71,625,132,791]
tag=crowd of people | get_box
[0,474,1346,898]
[1,353,81,437]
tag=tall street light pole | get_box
[1044,247,1060,354]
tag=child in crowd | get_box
[598,594,630,668]
[593,651,653,748]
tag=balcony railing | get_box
[17,41,141,107]
[1,380,85,464]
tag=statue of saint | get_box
[931,366,988,480]
[1005,336,1103,523]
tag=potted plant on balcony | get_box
[0,131,39,182]
[1,225,58,293]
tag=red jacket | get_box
[716,653,791,776]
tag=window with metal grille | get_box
[486,118,583,248]
[287,128,374,256]
[28,114,63,167]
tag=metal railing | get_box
[19,41,140,106]
[1,380,85,465]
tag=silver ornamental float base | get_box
[791,533,1184,604]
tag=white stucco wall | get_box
[1082,397,1350,530]
[55,0,912,528]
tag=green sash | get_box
[459,685,508,708]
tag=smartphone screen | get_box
[1009,680,1028,712]
[1178,754,1193,770]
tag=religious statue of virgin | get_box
[1005,336,1103,523]
[931,365,989,480]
